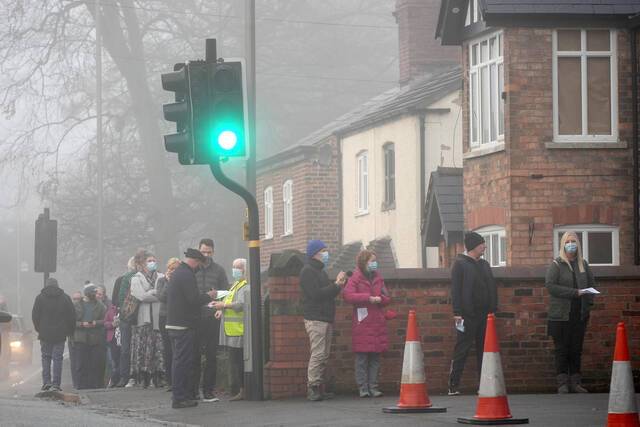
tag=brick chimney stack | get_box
[395,0,459,85]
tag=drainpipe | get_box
[632,26,639,265]
[419,111,427,268]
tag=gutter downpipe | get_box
[632,25,639,265]
[419,110,428,268]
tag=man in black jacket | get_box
[448,232,498,395]
[299,239,347,401]
[31,277,76,392]
[167,249,217,409]
[194,238,229,402]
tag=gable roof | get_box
[437,0,640,46]
[259,66,462,165]
[481,0,640,16]
[423,167,463,247]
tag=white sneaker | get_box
[125,379,136,388]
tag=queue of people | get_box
[28,231,597,402]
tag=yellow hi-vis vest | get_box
[223,279,247,337]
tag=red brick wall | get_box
[395,0,460,84]
[257,139,340,267]
[265,267,640,398]
[462,28,635,266]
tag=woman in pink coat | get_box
[343,250,391,397]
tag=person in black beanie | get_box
[447,231,498,395]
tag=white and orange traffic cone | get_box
[383,310,446,413]
[457,313,528,425]
[607,322,639,427]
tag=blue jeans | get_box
[41,341,65,387]
[169,329,195,402]
[119,320,132,382]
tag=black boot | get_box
[307,385,323,401]
[570,374,588,393]
[556,374,569,394]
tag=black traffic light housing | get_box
[162,63,193,165]
[34,208,57,273]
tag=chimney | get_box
[395,0,459,85]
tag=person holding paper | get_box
[545,231,595,394]
[447,232,498,396]
[299,240,348,401]
[343,250,391,398]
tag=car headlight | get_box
[10,341,22,348]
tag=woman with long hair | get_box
[545,231,596,393]
[129,249,164,388]
[343,250,391,398]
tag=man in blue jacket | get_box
[448,232,498,396]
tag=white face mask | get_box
[146,261,158,272]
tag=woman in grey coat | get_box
[129,249,164,388]
[544,231,595,394]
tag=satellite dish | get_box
[315,145,332,167]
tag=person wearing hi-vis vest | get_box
[213,258,249,401]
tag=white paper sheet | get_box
[581,287,600,295]
[357,307,368,322]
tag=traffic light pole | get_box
[209,159,263,401]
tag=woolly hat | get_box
[464,231,485,252]
[45,277,59,287]
[306,239,327,258]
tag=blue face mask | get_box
[564,242,578,254]
[367,261,378,272]
[146,261,158,272]
[232,268,243,281]
[320,251,329,265]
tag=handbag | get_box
[120,289,140,323]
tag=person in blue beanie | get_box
[299,239,347,401]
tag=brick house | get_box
[436,0,640,267]
[257,0,461,269]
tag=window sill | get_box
[464,142,505,159]
[263,236,273,241]
[546,141,628,149]
[281,233,293,238]
[355,211,369,218]
[381,202,396,212]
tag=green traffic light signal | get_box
[218,130,238,150]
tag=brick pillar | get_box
[264,275,309,398]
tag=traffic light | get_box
[205,61,246,159]
[162,63,193,165]
[162,58,246,164]
[34,209,57,273]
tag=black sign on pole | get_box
[34,208,57,286]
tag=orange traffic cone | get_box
[607,322,640,427]
[382,310,446,413]
[457,313,528,425]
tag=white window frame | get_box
[475,225,506,267]
[263,186,273,240]
[356,151,369,215]
[465,0,480,26]
[282,180,293,236]
[468,31,504,149]
[553,224,619,266]
[552,29,618,143]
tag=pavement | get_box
[1,341,638,427]
[79,388,635,427]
